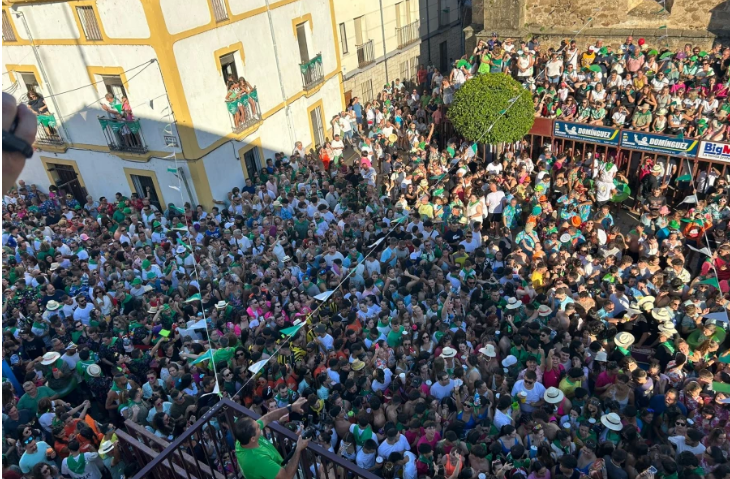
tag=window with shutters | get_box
[76,6,103,41]
[2,11,16,42]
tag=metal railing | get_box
[300,53,324,90]
[396,20,419,49]
[98,117,148,154]
[129,398,380,479]
[35,114,64,146]
[211,0,228,22]
[226,87,262,133]
[356,40,375,68]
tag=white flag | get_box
[687,245,712,257]
[248,358,270,375]
[679,194,697,205]
[314,291,334,301]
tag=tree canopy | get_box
[447,74,535,145]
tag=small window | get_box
[76,6,102,41]
[296,23,310,63]
[103,76,127,100]
[2,10,16,42]
[339,23,348,54]
[243,147,260,179]
[220,53,238,85]
[210,0,228,22]
[20,73,39,93]
[360,79,373,103]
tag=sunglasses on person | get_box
[676,421,686,426]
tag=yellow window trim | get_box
[291,13,313,36]
[86,66,130,93]
[213,41,245,77]
[238,138,263,181]
[5,64,42,88]
[306,99,325,152]
[123,168,166,207]
[40,157,86,189]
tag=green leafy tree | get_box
[447,74,535,145]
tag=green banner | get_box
[249,89,258,102]
[99,119,109,129]
[37,114,56,128]
[127,120,140,134]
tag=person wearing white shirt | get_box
[72,297,95,325]
[510,371,546,413]
[377,429,410,458]
[356,440,378,469]
[331,135,345,160]
[430,374,455,400]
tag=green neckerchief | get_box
[66,452,87,474]
[617,346,630,355]
[662,341,676,354]
[418,455,434,466]
[552,439,571,454]
[605,430,621,443]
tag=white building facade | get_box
[2,0,345,209]
[335,0,464,105]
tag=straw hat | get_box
[441,347,457,358]
[614,332,635,348]
[538,305,552,317]
[637,296,656,310]
[505,298,523,310]
[352,360,366,371]
[601,413,623,431]
[147,306,158,314]
[594,351,608,362]
[99,441,115,455]
[652,308,671,322]
[41,352,61,365]
[479,344,497,357]
[215,301,229,310]
[544,387,565,404]
[658,323,678,336]
[49,262,60,271]
[46,300,61,311]
[87,364,102,377]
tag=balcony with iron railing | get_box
[98,117,148,154]
[300,53,324,91]
[122,398,380,479]
[356,40,375,68]
[226,87,262,134]
[396,20,419,49]
[34,113,65,147]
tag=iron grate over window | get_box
[2,11,16,42]
[76,6,102,41]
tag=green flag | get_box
[677,174,692,182]
[191,349,214,365]
[659,25,667,29]
[699,278,720,289]
[185,293,202,303]
[280,322,305,337]
[394,216,408,224]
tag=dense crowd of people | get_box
[3,33,730,479]
[432,35,730,140]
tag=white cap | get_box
[376,457,384,464]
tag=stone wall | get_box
[471,0,729,52]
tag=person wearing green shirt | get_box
[17,382,60,415]
[235,396,310,479]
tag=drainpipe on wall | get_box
[379,0,389,84]
[264,0,295,147]
[425,0,432,62]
